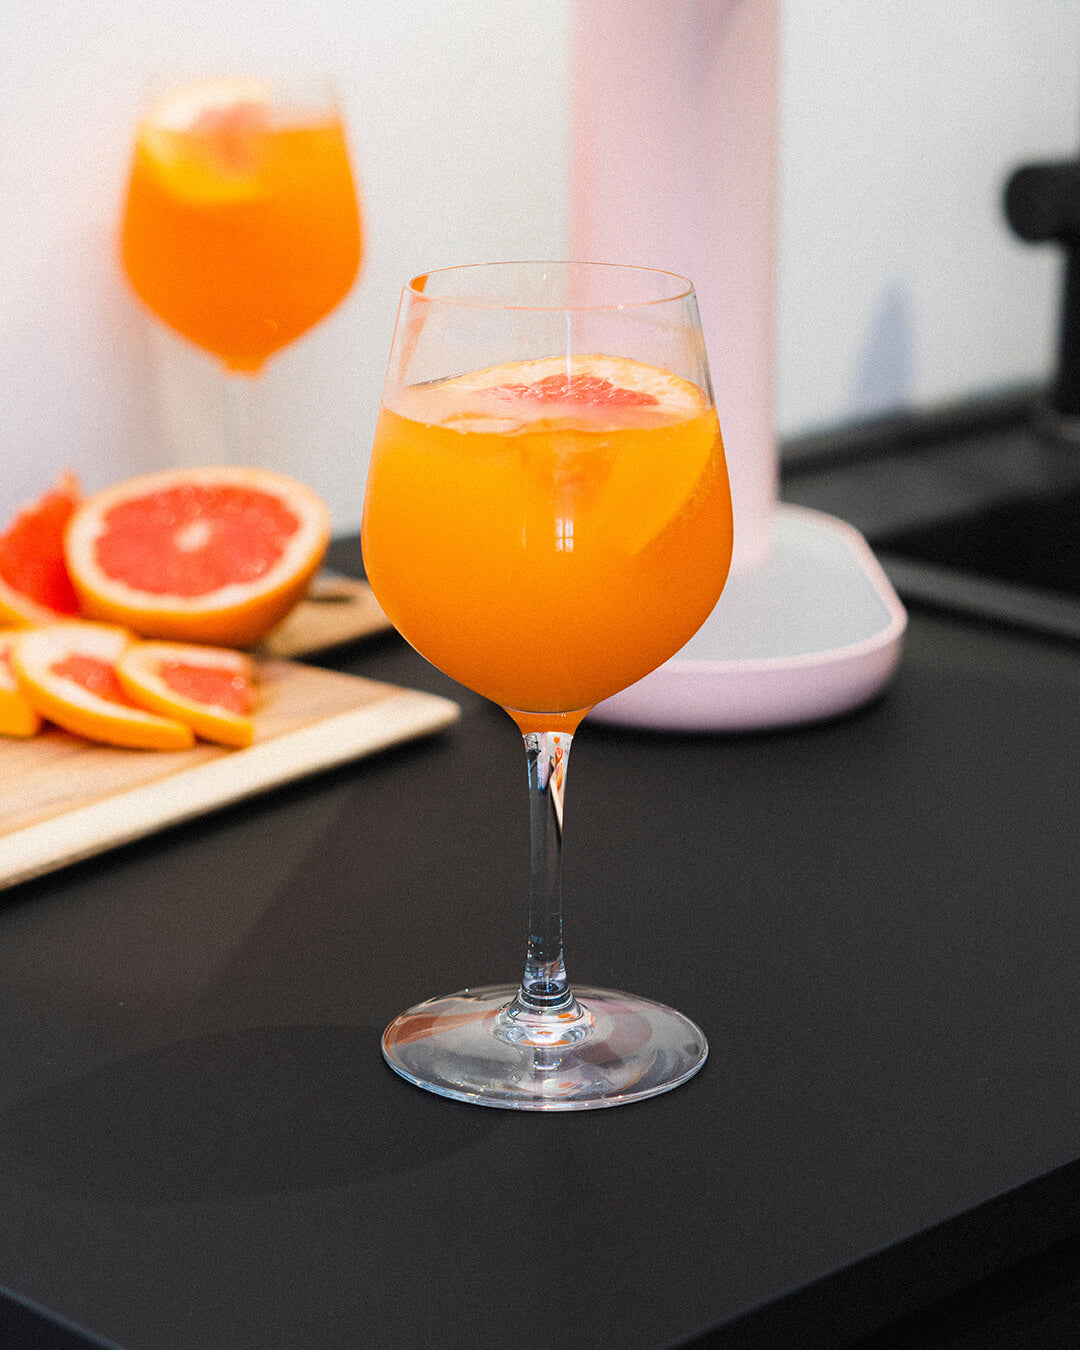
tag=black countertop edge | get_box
[0,1283,124,1350]
[676,1156,1080,1350]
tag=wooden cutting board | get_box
[0,659,459,892]
[256,574,392,659]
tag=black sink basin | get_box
[873,485,1080,599]
[782,394,1080,642]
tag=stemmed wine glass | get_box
[119,71,363,459]
[361,262,733,1109]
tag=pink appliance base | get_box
[590,505,908,733]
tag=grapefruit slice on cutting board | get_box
[116,641,256,748]
[0,473,82,627]
[65,467,331,648]
[11,622,195,751]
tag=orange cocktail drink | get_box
[121,78,362,373]
[362,354,732,719]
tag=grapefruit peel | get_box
[10,622,195,752]
[0,473,81,627]
[64,466,331,648]
[116,641,256,748]
[0,631,43,738]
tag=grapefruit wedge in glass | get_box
[10,622,194,751]
[0,632,43,737]
[0,473,82,627]
[136,76,273,207]
[65,467,331,647]
[391,354,719,557]
[430,354,705,429]
[116,641,256,748]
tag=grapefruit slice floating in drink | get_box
[404,354,705,434]
[0,632,43,738]
[116,641,256,748]
[11,623,195,751]
[64,467,331,648]
[390,354,723,557]
[0,473,82,627]
[137,77,273,205]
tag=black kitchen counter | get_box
[1,408,1080,1347]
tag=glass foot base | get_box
[381,984,707,1111]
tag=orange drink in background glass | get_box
[122,88,361,373]
[119,74,363,463]
[362,262,733,1110]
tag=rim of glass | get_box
[136,69,342,115]
[405,261,696,312]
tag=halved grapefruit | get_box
[0,631,43,738]
[64,467,331,648]
[116,641,256,748]
[137,76,273,206]
[0,473,82,626]
[10,622,194,751]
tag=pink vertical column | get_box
[570,0,779,570]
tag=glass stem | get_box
[223,373,264,465]
[514,730,579,1016]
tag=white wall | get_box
[1,1,1078,532]
[777,0,1080,435]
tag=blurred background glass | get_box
[119,71,362,464]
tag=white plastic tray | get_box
[590,504,907,732]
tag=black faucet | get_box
[1005,160,1080,437]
